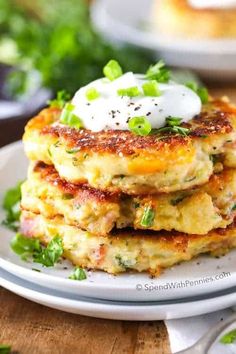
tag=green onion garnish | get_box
[47,90,71,109]
[140,205,155,227]
[69,266,87,280]
[103,59,123,81]
[220,328,236,344]
[142,80,161,97]
[128,116,152,136]
[60,103,83,130]
[186,81,209,104]
[117,86,141,97]
[85,87,100,101]
[146,60,170,83]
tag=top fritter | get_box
[23,60,236,195]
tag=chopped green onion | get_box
[103,59,123,81]
[142,80,161,97]
[146,60,170,83]
[220,329,236,344]
[85,87,100,101]
[62,193,74,200]
[186,81,209,104]
[60,103,83,130]
[47,90,71,109]
[69,266,87,280]
[117,86,141,97]
[232,204,236,211]
[140,205,155,227]
[0,344,11,354]
[128,116,152,136]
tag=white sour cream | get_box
[188,0,236,9]
[71,72,201,132]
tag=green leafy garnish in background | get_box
[0,344,11,354]
[69,267,87,281]
[0,0,152,97]
[220,329,236,345]
[2,181,23,231]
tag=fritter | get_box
[153,0,236,39]
[23,98,236,195]
[20,210,236,275]
[21,162,236,236]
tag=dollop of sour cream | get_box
[188,0,236,9]
[71,72,201,132]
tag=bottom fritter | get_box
[20,210,236,275]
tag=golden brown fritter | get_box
[20,210,236,275]
[21,162,236,236]
[153,0,236,39]
[23,98,236,194]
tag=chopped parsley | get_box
[69,267,87,280]
[155,117,190,136]
[2,181,23,231]
[146,60,170,83]
[220,328,236,344]
[140,205,155,227]
[11,234,63,267]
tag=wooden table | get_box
[0,84,236,354]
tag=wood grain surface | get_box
[0,84,236,354]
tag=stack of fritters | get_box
[21,98,236,275]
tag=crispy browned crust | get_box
[28,99,236,156]
[33,162,120,203]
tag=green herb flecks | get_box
[69,267,87,280]
[47,90,71,109]
[220,328,236,344]
[2,181,23,231]
[62,193,74,200]
[146,60,170,83]
[140,205,155,227]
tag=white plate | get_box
[91,0,236,80]
[0,141,236,302]
[1,268,236,321]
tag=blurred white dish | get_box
[1,268,236,321]
[91,0,236,80]
[0,141,236,303]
